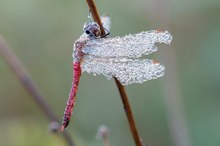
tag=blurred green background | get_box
[0,0,220,146]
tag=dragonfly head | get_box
[83,22,101,39]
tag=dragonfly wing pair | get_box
[81,30,172,85]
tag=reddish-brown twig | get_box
[0,36,75,146]
[85,1,142,146]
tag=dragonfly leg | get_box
[100,27,110,38]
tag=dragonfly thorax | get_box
[83,22,101,39]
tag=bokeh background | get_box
[0,0,220,146]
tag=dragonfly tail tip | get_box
[60,125,65,131]
[60,119,70,131]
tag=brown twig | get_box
[114,78,142,146]
[85,1,142,146]
[0,35,75,146]
[86,0,105,35]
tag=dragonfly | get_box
[61,15,172,130]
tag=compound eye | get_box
[85,30,90,34]
[94,23,99,27]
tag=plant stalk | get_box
[0,36,75,146]
[85,1,142,146]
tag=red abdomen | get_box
[61,61,81,130]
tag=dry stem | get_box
[85,1,142,146]
[0,36,75,146]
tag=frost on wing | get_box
[81,56,165,85]
[82,30,172,58]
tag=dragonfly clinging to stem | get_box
[61,14,172,130]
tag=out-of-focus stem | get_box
[147,1,192,146]
[85,1,142,146]
[0,36,75,146]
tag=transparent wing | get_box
[81,55,165,85]
[101,16,111,32]
[82,30,172,58]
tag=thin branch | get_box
[86,0,105,35]
[85,1,142,146]
[114,78,143,146]
[0,35,75,146]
